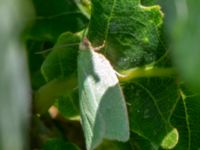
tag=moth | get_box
[78,37,129,150]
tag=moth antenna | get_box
[35,42,80,54]
[35,49,52,54]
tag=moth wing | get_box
[78,50,105,150]
[79,88,105,150]
[91,51,129,141]
[78,49,129,150]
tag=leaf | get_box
[123,77,179,148]
[55,90,80,118]
[78,39,129,150]
[26,40,47,89]
[35,32,81,114]
[0,0,33,149]
[43,138,80,150]
[28,0,89,41]
[160,128,179,149]
[88,0,163,69]
[170,85,200,150]
[170,0,200,91]
[41,32,81,81]
[96,140,131,150]
[129,132,158,150]
[74,0,91,19]
[34,75,77,114]
[141,0,157,6]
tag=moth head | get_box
[79,37,92,51]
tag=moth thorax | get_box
[79,37,92,51]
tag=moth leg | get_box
[93,40,106,51]
[115,70,127,78]
[126,102,132,106]
[82,37,106,51]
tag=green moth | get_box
[78,38,129,150]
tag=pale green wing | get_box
[78,49,105,150]
[78,47,129,150]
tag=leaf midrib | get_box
[104,0,116,42]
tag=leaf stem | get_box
[119,67,177,82]
[34,75,77,114]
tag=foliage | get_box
[0,0,200,150]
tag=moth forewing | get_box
[78,48,105,150]
[78,38,129,150]
[91,50,129,140]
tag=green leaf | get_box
[130,132,158,150]
[141,0,157,6]
[74,0,91,19]
[161,128,178,149]
[55,90,80,118]
[34,75,77,114]
[41,32,81,81]
[78,39,129,150]
[171,86,200,150]
[43,138,80,150]
[0,0,33,149]
[88,0,163,69]
[96,140,131,150]
[124,77,179,148]
[35,32,81,114]
[26,40,47,89]
[171,0,200,91]
[28,0,89,41]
